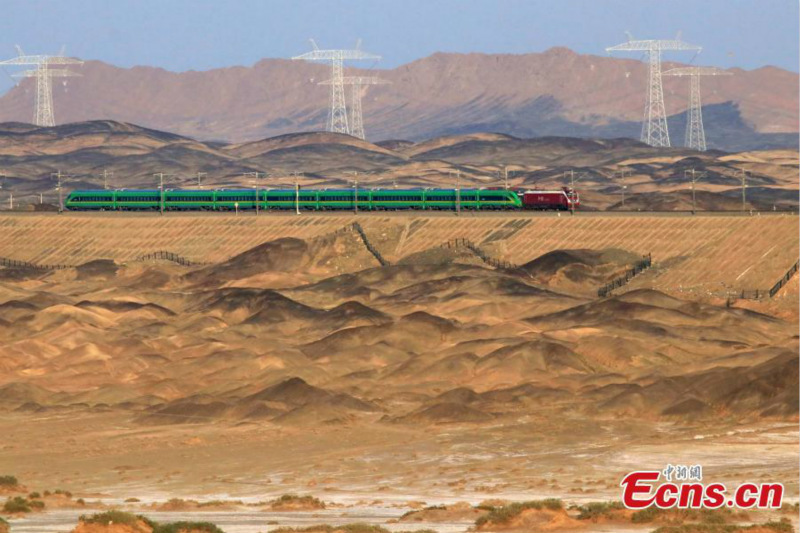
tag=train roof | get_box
[70,187,520,193]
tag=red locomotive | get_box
[518,187,580,210]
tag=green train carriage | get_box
[64,188,523,211]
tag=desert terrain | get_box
[0,207,797,533]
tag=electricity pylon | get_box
[607,33,701,148]
[319,76,390,140]
[0,46,83,127]
[292,40,380,134]
[663,66,731,151]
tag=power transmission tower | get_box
[685,168,707,214]
[606,33,701,148]
[1,46,82,127]
[663,66,732,151]
[564,170,589,215]
[319,76,390,139]
[154,172,177,216]
[243,171,265,216]
[102,169,114,190]
[292,40,380,134]
[52,170,74,214]
[735,169,750,213]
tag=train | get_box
[64,187,579,211]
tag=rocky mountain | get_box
[0,47,795,150]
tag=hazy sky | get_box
[0,0,796,93]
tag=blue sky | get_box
[0,0,796,93]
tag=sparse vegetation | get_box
[573,501,625,520]
[2,496,44,513]
[475,499,563,527]
[125,498,141,503]
[77,498,86,506]
[0,477,18,488]
[269,494,325,510]
[152,522,225,533]
[652,518,793,533]
[399,505,447,519]
[271,526,434,533]
[197,500,242,508]
[272,526,390,533]
[28,492,40,499]
[80,510,152,527]
[79,511,227,533]
[53,489,72,498]
[632,507,739,525]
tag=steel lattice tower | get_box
[0,46,82,127]
[607,34,701,148]
[319,76,389,140]
[292,40,380,134]
[663,66,731,151]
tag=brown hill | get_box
[594,350,798,418]
[0,49,795,150]
[0,119,795,213]
[395,402,494,424]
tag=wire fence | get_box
[135,251,208,267]
[597,254,652,298]
[0,256,70,270]
[769,259,799,298]
[441,238,518,270]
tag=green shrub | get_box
[0,476,18,487]
[80,511,144,526]
[80,513,226,533]
[125,498,141,503]
[631,507,662,523]
[575,501,625,520]
[54,489,72,498]
[43,490,51,497]
[197,500,241,508]
[270,527,434,533]
[270,495,325,509]
[271,526,389,533]
[77,498,86,505]
[152,522,225,533]
[633,507,735,525]
[28,492,41,499]
[760,519,795,533]
[3,497,32,513]
[651,518,793,533]
[475,499,563,527]
[29,500,45,510]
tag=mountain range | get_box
[0,47,796,151]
